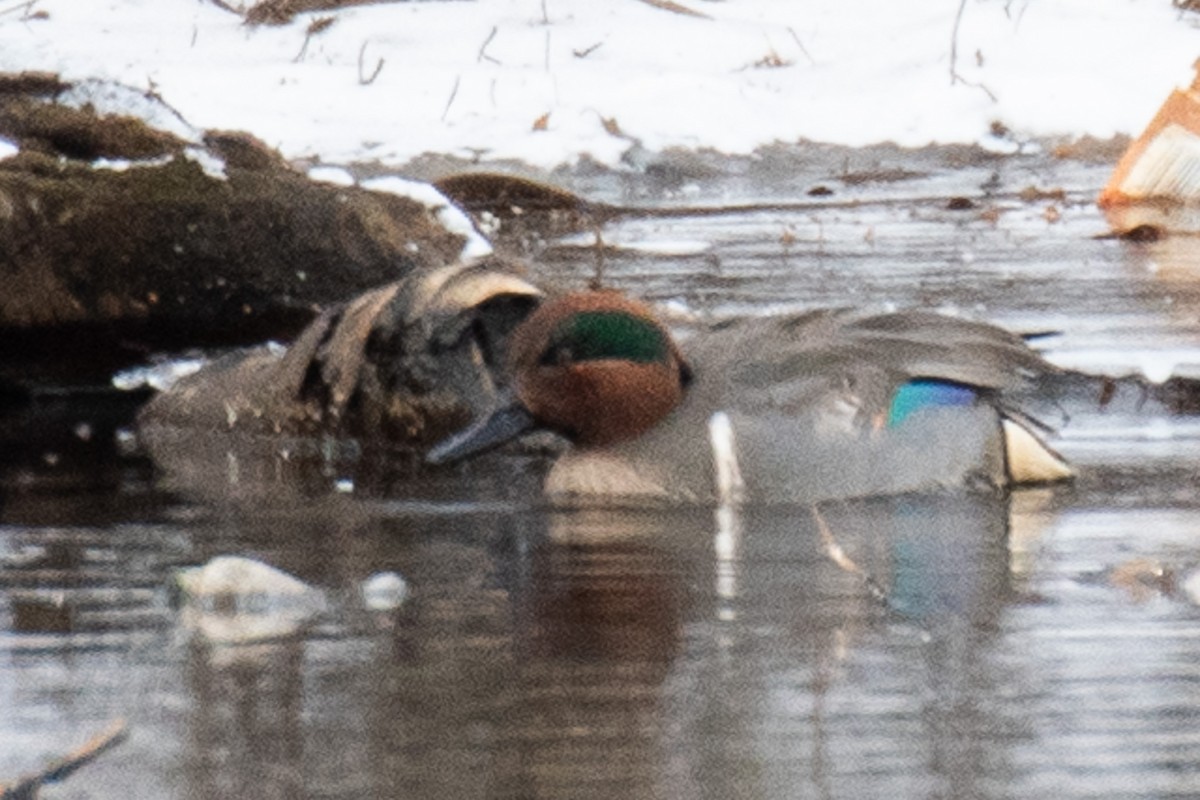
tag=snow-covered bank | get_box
[0,0,1196,170]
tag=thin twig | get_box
[949,0,966,83]
[477,25,499,64]
[295,16,336,63]
[948,0,997,102]
[0,0,34,18]
[441,74,461,121]
[811,505,888,604]
[1005,0,1032,26]
[953,73,998,103]
[786,26,816,65]
[357,41,384,85]
[573,42,603,59]
[630,0,710,19]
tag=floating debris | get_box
[1099,59,1200,235]
[360,571,409,612]
[173,555,326,645]
[1107,557,1173,603]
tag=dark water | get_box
[4,151,1200,798]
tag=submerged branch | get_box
[1,719,129,800]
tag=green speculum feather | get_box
[542,311,669,365]
[887,379,977,427]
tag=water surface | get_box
[3,151,1200,798]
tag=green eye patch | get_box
[541,311,669,365]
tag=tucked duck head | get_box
[427,291,691,463]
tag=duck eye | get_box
[538,344,573,366]
[539,311,669,366]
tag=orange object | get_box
[1099,58,1200,234]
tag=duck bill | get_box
[426,399,538,465]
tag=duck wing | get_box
[687,308,1057,420]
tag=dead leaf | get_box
[307,15,335,35]
[1108,558,1173,603]
[979,206,1004,226]
[532,112,550,132]
[1018,185,1066,203]
[751,50,792,69]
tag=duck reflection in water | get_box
[366,492,1020,798]
[159,460,1032,799]
[183,636,307,800]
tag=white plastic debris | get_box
[174,555,326,644]
[360,572,409,612]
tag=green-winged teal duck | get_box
[429,290,1073,504]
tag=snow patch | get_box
[1,0,1195,169]
[112,356,208,392]
[184,146,227,180]
[90,154,173,172]
[307,166,355,187]
[90,149,227,179]
[360,176,492,260]
[57,79,202,144]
